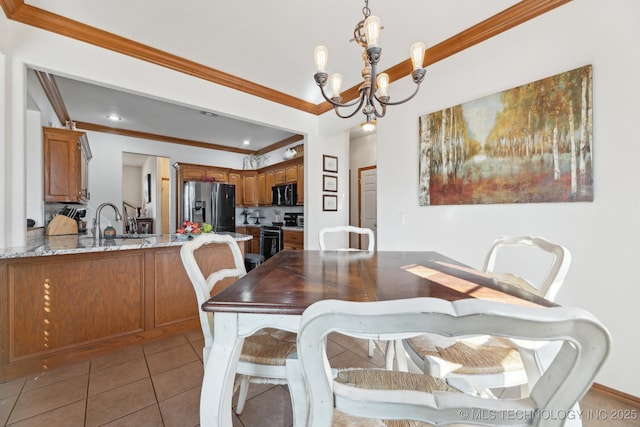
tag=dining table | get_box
[199,249,553,427]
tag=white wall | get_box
[375,0,640,396]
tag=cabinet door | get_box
[274,167,286,185]
[265,170,275,205]
[251,228,261,253]
[228,171,243,205]
[243,172,258,206]
[206,167,228,182]
[257,172,266,205]
[283,230,304,250]
[297,163,304,205]
[78,134,91,202]
[285,165,298,183]
[182,165,208,181]
[43,128,84,203]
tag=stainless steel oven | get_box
[260,225,283,260]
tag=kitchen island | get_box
[0,232,252,382]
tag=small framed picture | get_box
[323,174,338,192]
[323,155,338,173]
[323,194,338,211]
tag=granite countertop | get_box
[0,232,253,260]
[282,226,304,231]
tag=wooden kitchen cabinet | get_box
[285,165,298,182]
[228,171,243,205]
[245,226,261,253]
[297,163,304,205]
[242,171,258,206]
[283,229,304,250]
[0,242,241,382]
[257,172,266,205]
[265,169,275,205]
[43,127,92,203]
[177,163,228,182]
[274,166,286,184]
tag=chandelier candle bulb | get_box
[314,45,329,73]
[410,42,426,70]
[376,73,389,97]
[364,16,381,47]
[330,73,343,98]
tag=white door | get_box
[360,167,377,250]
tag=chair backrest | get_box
[318,225,375,251]
[297,297,610,427]
[482,236,571,301]
[180,234,246,357]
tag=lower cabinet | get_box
[237,226,260,254]
[283,229,304,250]
[0,243,243,382]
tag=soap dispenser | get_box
[103,223,117,239]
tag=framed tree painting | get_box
[418,65,593,206]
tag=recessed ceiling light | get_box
[106,114,122,121]
[243,140,250,146]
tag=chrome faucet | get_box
[94,203,123,240]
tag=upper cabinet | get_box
[174,156,304,212]
[43,127,92,203]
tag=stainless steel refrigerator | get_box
[183,181,236,232]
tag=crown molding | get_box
[2,0,571,116]
[74,121,302,155]
[33,70,69,126]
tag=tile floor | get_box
[0,328,638,427]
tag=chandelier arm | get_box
[333,95,368,119]
[374,82,422,107]
[317,83,365,109]
[371,102,387,119]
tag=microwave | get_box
[272,183,297,206]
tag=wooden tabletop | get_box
[202,250,553,315]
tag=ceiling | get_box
[9,0,569,160]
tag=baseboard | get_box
[592,383,640,407]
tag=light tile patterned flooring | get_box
[1,328,638,427]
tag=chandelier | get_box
[313,0,426,131]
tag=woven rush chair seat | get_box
[240,328,297,365]
[405,334,523,376]
[332,369,456,427]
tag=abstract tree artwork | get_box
[419,65,593,206]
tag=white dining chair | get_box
[401,235,572,395]
[319,225,375,251]
[318,225,378,358]
[295,297,610,427]
[180,233,304,419]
